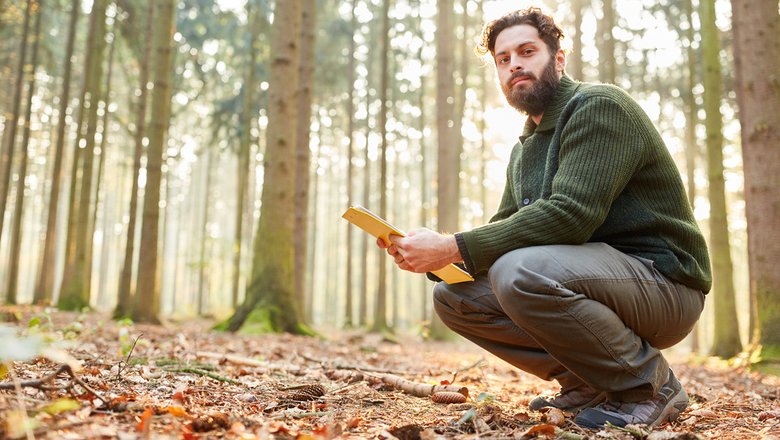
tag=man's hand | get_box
[375,228,461,273]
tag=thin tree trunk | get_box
[232,0,260,309]
[700,0,741,357]
[196,149,213,316]
[115,1,154,318]
[371,0,391,333]
[34,0,79,304]
[132,0,176,323]
[294,0,317,321]
[597,0,616,84]
[344,0,357,328]
[58,0,108,310]
[0,0,32,245]
[431,0,457,340]
[6,0,42,304]
[569,0,585,81]
[87,26,116,305]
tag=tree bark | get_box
[431,0,458,340]
[6,0,42,304]
[232,0,261,309]
[0,0,32,246]
[730,0,780,356]
[132,0,176,323]
[34,0,79,305]
[294,0,317,323]
[371,0,391,333]
[700,0,741,357]
[597,0,616,84]
[223,0,308,334]
[58,0,108,310]
[344,0,357,328]
[115,1,154,319]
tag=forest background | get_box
[0,0,778,367]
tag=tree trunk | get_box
[196,148,213,316]
[431,0,458,340]
[344,0,357,328]
[6,0,42,304]
[58,0,108,310]
[232,0,261,309]
[359,11,376,328]
[34,0,79,305]
[371,0,391,333]
[700,0,741,357]
[87,24,116,306]
[568,0,585,81]
[294,0,317,322]
[115,1,154,319]
[597,0,616,84]
[132,0,176,323]
[0,0,32,246]
[223,1,308,334]
[730,0,780,359]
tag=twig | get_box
[325,369,469,398]
[196,351,266,367]
[0,364,108,404]
[272,410,332,419]
[299,352,407,375]
[450,357,487,384]
[162,367,240,384]
[115,333,143,380]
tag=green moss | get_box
[750,344,780,377]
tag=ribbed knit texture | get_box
[458,76,712,293]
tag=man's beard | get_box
[502,57,560,116]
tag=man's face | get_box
[493,24,565,116]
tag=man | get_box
[378,7,711,429]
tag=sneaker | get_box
[529,385,606,412]
[574,370,688,428]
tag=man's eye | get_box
[498,57,509,64]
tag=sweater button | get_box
[522,198,531,205]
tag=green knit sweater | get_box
[457,76,712,293]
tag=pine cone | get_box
[431,391,467,404]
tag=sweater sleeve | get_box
[460,93,651,273]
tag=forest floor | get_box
[0,306,778,440]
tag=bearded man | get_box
[378,7,711,429]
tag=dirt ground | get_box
[1,306,778,439]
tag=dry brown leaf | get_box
[518,423,557,438]
[135,407,153,433]
[346,416,363,429]
[541,407,566,426]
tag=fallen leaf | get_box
[346,416,363,429]
[759,410,780,421]
[165,405,189,417]
[688,408,716,417]
[135,407,153,433]
[517,423,556,438]
[41,398,81,415]
[541,408,566,426]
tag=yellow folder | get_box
[342,206,474,284]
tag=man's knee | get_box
[489,247,559,298]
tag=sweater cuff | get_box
[454,233,476,275]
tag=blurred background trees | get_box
[0,0,777,367]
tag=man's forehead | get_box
[494,24,542,54]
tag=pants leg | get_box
[433,275,585,391]
[433,243,705,402]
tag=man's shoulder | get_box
[572,81,634,102]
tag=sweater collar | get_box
[520,75,580,142]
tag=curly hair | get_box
[476,7,564,58]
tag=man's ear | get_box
[555,49,566,74]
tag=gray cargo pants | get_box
[433,242,705,402]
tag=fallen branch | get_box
[0,364,108,404]
[196,351,266,367]
[162,367,240,384]
[299,352,409,375]
[325,370,469,398]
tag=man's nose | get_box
[510,54,523,72]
